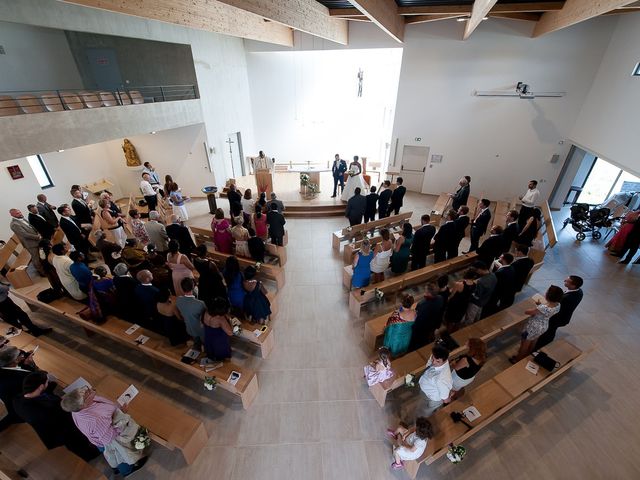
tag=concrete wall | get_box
[0,20,83,91]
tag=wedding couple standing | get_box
[332,154,369,201]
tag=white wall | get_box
[570,14,640,177]
[0,21,83,91]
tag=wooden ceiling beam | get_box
[62,0,294,46]
[464,0,499,40]
[329,8,365,17]
[602,7,640,14]
[490,12,542,21]
[397,2,564,15]
[405,14,466,25]
[533,0,636,37]
[349,0,405,43]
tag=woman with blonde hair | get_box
[230,215,250,258]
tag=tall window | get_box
[580,158,640,204]
[26,155,54,189]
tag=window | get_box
[633,62,640,76]
[26,155,54,189]
[580,157,640,205]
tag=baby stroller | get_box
[562,203,611,241]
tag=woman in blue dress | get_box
[391,223,413,274]
[223,256,245,310]
[352,239,374,288]
[202,296,234,361]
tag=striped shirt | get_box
[71,396,118,447]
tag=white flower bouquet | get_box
[446,443,466,464]
[132,426,151,450]
[405,374,415,387]
[204,376,217,391]
[347,168,358,177]
[255,261,262,272]
[374,288,384,301]
[300,173,310,185]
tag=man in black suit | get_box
[364,186,379,223]
[377,181,392,219]
[408,283,444,351]
[227,184,242,218]
[485,253,517,315]
[36,194,58,229]
[468,198,491,252]
[345,187,366,226]
[432,210,457,263]
[267,203,286,246]
[331,154,348,198]
[411,214,436,270]
[113,263,138,322]
[511,244,534,292]
[57,204,90,257]
[449,177,470,211]
[388,177,406,216]
[502,210,520,253]
[70,188,93,227]
[453,205,470,257]
[535,275,583,350]
[27,204,55,240]
[477,225,504,267]
[166,215,196,255]
[134,270,160,331]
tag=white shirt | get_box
[140,180,156,196]
[254,156,273,171]
[419,359,452,401]
[521,188,540,207]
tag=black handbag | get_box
[533,351,560,371]
[36,288,63,304]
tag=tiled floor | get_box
[17,193,640,479]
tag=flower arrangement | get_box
[132,426,151,450]
[204,376,217,391]
[299,173,318,197]
[255,261,262,272]
[374,288,384,301]
[232,325,242,336]
[446,443,466,464]
[405,374,416,388]
[300,173,310,184]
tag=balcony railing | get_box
[0,84,198,117]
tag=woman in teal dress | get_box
[391,222,413,274]
[352,239,374,289]
[382,294,417,357]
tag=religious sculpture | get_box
[122,138,142,167]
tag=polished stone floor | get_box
[17,192,640,479]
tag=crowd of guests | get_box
[344,177,407,226]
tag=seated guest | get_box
[462,261,497,324]
[230,216,251,258]
[145,210,169,252]
[267,203,287,246]
[212,208,233,254]
[502,210,520,252]
[535,275,584,350]
[364,186,379,223]
[476,225,504,267]
[453,205,470,257]
[409,283,445,351]
[167,240,196,296]
[390,222,413,274]
[155,288,189,346]
[166,214,196,255]
[121,238,148,274]
[485,253,516,315]
[145,243,172,292]
[517,207,542,247]
[364,347,394,387]
[224,256,245,311]
[437,274,450,306]
[269,192,285,214]
[13,371,100,461]
[94,230,122,273]
[443,268,477,333]
[202,297,234,361]
[387,417,433,471]
[432,210,457,263]
[251,205,268,241]
[247,230,266,263]
[176,278,206,350]
[193,245,227,302]
[58,204,90,257]
[51,243,86,301]
[243,266,272,325]
[418,344,452,417]
[69,252,92,294]
[128,209,149,246]
[371,229,393,283]
[382,294,417,357]
[27,204,55,240]
[512,245,535,292]
[411,214,436,270]
[510,285,563,363]
[92,265,116,314]
[352,239,374,288]
[0,282,51,336]
[447,338,486,401]
[112,263,138,322]
[133,270,160,331]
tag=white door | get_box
[226,132,244,178]
[400,145,429,192]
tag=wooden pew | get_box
[331,212,413,251]
[0,235,34,288]
[368,298,535,407]
[540,200,558,249]
[10,283,262,409]
[403,339,586,479]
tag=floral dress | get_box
[130,218,149,245]
[523,303,560,340]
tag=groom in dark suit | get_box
[331,154,348,198]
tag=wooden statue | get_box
[122,138,141,167]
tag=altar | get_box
[288,166,331,194]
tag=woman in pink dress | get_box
[211,208,233,254]
[167,240,195,296]
[606,209,640,255]
[252,205,268,240]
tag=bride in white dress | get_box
[341,157,370,201]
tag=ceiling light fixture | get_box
[57,149,64,152]
[456,17,467,22]
[150,131,157,135]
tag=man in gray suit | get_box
[9,209,44,276]
[145,210,169,252]
[345,187,366,226]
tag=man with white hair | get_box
[9,208,45,275]
[144,211,169,252]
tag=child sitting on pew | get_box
[364,347,394,387]
[386,417,434,470]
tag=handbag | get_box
[36,288,63,304]
[532,351,560,371]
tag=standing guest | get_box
[166,240,195,296]
[510,285,562,363]
[166,214,195,255]
[100,192,122,219]
[411,214,436,270]
[518,180,541,230]
[371,229,393,283]
[377,181,393,220]
[447,338,486,401]
[58,204,90,258]
[164,175,175,200]
[224,256,246,311]
[485,253,516,315]
[535,276,584,350]
[409,283,445,351]
[449,177,470,211]
[390,222,413,274]
[27,204,55,240]
[227,184,242,218]
[432,210,457,263]
[269,193,285,214]
[389,177,406,216]
[202,297,234,361]
[176,278,206,350]
[476,225,504,267]
[243,266,272,324]
[98,199,126,248]
[241,189,254,218]
[618,218,640,264]
[437,274,451,306]
[453,205,470,257]
[331,154,348,198]
[230,216,250,258]
[462,261,497,324]
[69,252,92,294]
[345,187,366,226]
[502,210,520,252]
[128,209,150,246]
[607,208,640,256]
[512,245,535,292]
[516,207,542,247]
[468,199,491,252]
[51,243,86,301]
[443,268,477,333]
[133,270,160,331]
[387,417,433,471]
[142,162,163,196]
[211,208,233,254]
[418,345,452,417]
[251,205,268,241]
[193,245,227,302]
[247,230,266,263]
[155,288,189,346]
[112,263,138,322]
[267,203,286,246]
[9,209,44,276]
[364,347,394,387]
[0,282,51,336]
[92,266,116,314]
[145,211,169,253]
[352,239,374,289]
[169,183,190,221]
[140,172,158,212]
[364,186,379,223]
[70,188,94,227]
[382,294,417,357]
[36,194,58,229]
[60,387,147,477]
[256,192,268,213]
